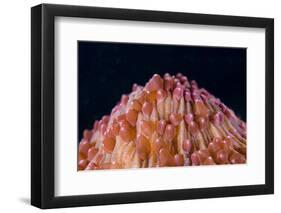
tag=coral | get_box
[78,73,246,170]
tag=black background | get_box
[78,41,246,140]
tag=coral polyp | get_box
[78,73,246,170]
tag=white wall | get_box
[0,0,279,212]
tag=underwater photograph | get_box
[77,41,246,171]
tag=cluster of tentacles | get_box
[78,73,246,170]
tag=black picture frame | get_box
[31,3,274,209]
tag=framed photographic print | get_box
[31,3,274,209]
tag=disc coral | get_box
[78,73,246,170]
